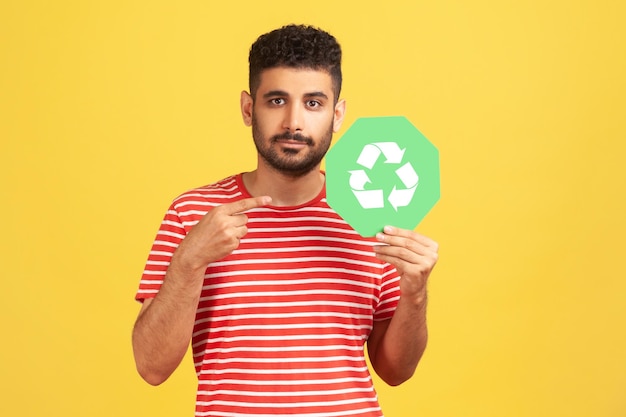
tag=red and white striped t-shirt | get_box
[137,173,401,417]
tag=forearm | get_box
[368,226,438,385]
[370,297,428,386]
[132,262,205,385]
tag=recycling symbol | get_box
[326,116,440,237]
[349,142,419,211]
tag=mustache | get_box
[271,132,314,146]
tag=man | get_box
[133,24,438,417]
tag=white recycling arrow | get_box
[356,144,382,169]
[388,186,417,211]
[396,162,419,188]
[354,189,385,209]
[350,170,384,208]
[348,170,371,190]
[350,142,418,211]
[388,162,419,211]
[356,142,406,169]
[374,142,405,164]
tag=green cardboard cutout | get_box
[326,116,440,237]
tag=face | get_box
[241,67,346,177]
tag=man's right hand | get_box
[172,196,272,273]
[132,195,272,385]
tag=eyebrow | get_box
[262,90,329,100]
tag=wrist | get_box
[400,281,428,307]
[165,254,208,295]
[395,295,428,333]
[410,296,428,313]
[170,245,209,276]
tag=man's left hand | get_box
[373,226,439,306]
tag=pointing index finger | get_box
[225,196,272,215]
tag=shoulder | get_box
[171,175,243,210]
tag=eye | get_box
[306,100,321,108]
[270,98,285,105]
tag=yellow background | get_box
[1,1,625,416]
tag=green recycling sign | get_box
[326,116,440,237]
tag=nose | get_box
[282,102,304,132]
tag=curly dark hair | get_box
[248,24,342,102]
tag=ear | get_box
[240,90,253,126]
[332,99,347,133]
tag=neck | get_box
[242,164,325,207]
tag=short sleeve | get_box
[373,263,401,321]
[135,204,186,302]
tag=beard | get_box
[251,114,334,177]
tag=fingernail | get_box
[376,233,385,241]
[384,226,393,233]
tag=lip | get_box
[275,139,309,148]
